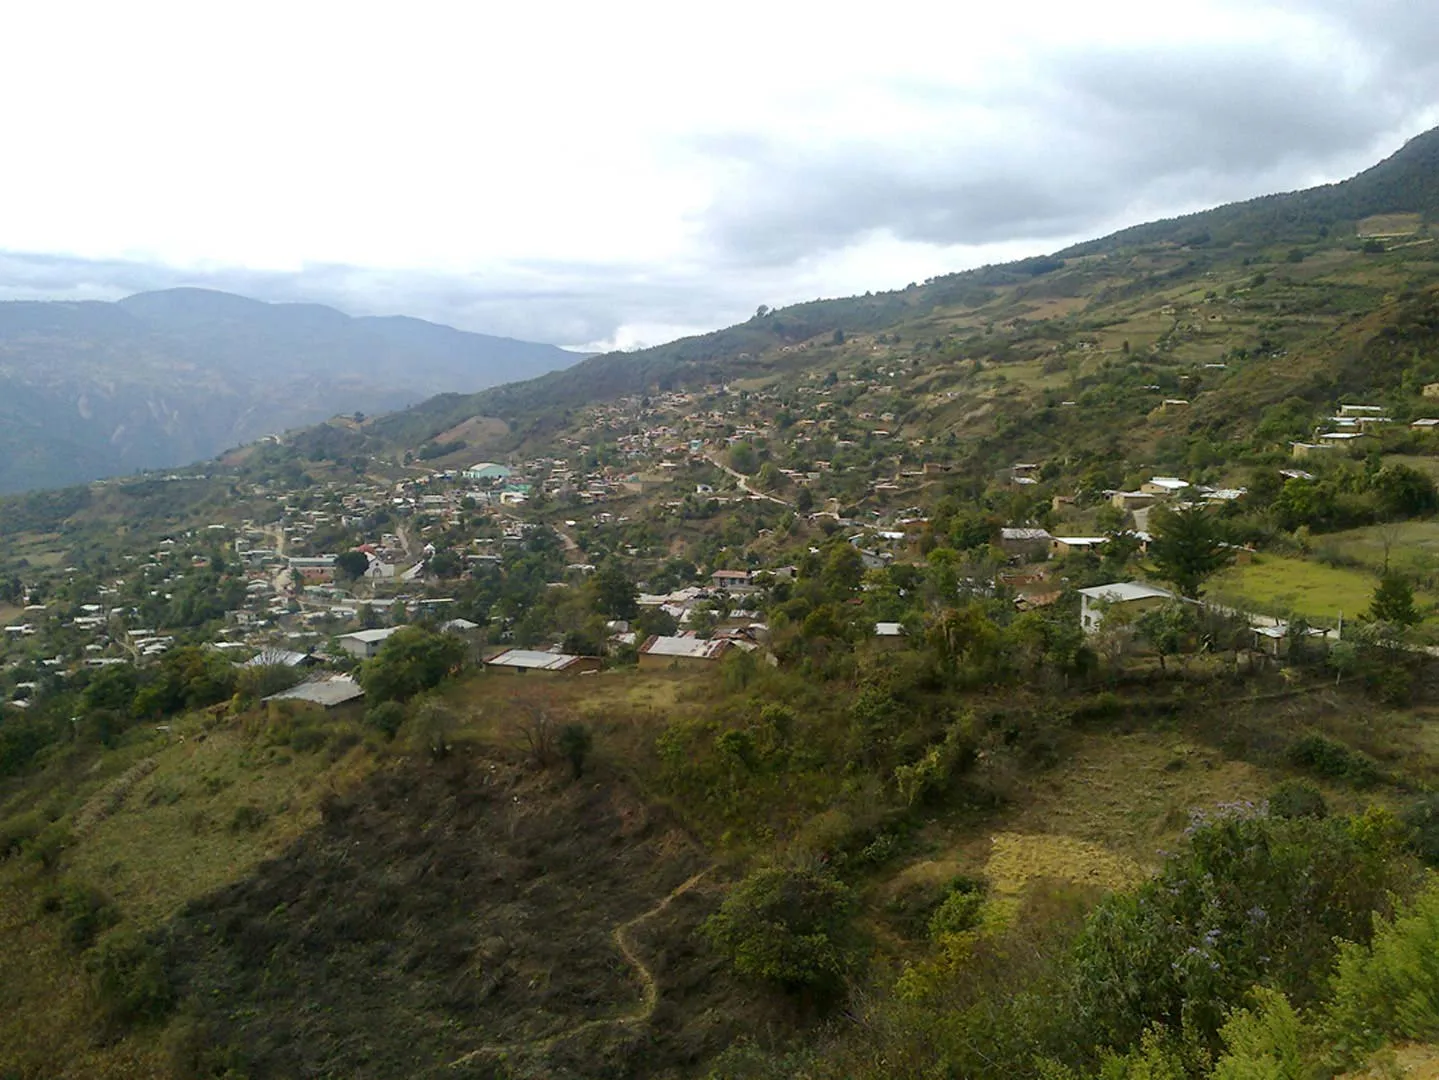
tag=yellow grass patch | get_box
[1357,213,1422,238]
[984,832,1144,899]
[1343,1042,1439,1079]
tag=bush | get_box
[928,884,985,939]
[28,820,73,872]
[42,879,121,950]
[87,930,174,1030]
[1401,794,1439,866]
[1324,878,1439,1063]
[1268,780,1328,820]
[365,700,407,739]
[558,722,593,779]
[0,810,44,859]
[703,861,857,994]
[1287,734,1383,789]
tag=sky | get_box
[1,0,1437,352]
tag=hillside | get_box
[336,126,1439,463]
[0,288,580,494]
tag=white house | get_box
[336,626,402,659]
[1078,582,1175,634]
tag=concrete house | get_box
[1078,582,1175,634]
[336,627,402,659]
[464,462,513,482]
[1050,536,1109,558]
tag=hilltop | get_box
[0,288,580,494]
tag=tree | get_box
[1148,504,1233,598]
[1373,464,1438,520]
[823,543,865,595]
[795,486,814,514]
[334,550,370,581]
[1368,572,1420,627]
[702,861,856,994]
[1136,602,1195,672]
[558,722,593,779]
[591,560,638,620]
[729,442,759,475]
[357,626,465,703]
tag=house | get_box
[263,675,365,709]
[288,555,337,583]
[1290,441,1334,460]
[1338,404,1385,416]
[1111,490,1157,511]
[998,527,1054,560]
[637,635,732,669]
[711,569,754,591]
[1077,582,1175,634]
[1316,431,1372,450]
[336,626,402,659]
[872,622,907,649]
[464,462,513,482]
[483,649,601,675]
[1412,418,1439,433]
[1140,477,1191,497]
[440,618,481,634]
[1050,536,1109,558]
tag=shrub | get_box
[42,879,121,950]
[1287,734,1382,789]
[703,861,857,994]
[1211,987,1305,1080]
[365,700,407,739]
[1401,795,1439,866]
[558,722,593,779]
[928,884,985,939]
[28,820,73,872]
[0,810,44,859]
[1268,780,1328,820]
[87,930,174,1030]
[228,804,268,833]
[1324,878,1439,1063]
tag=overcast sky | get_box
[1,0,1437,352]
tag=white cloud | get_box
[0,0,1435,349]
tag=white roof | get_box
[1078,582,1174,603]
[874,622,906,636]
[338,627,402,644]
[1147,477,1191,490]
[1053,535,1109,546]
[485,649,585,670]
[640,635,730,659]
[1001,527,1052,541]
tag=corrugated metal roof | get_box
[264,676,365,708]
[640,635,730,660]
[485,649,586,670]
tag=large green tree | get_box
[357,626,466,704]
[1148,504,1233,599]
[1368,572,1420,627]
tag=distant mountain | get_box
[0,288,580,493]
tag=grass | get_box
[1207,553,1385,623]
[1316,519,1439,580]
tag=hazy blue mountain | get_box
[0,288,580,493]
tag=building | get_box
[637,635,732,669]
[482,649,601,675]
[1111,490,1157,511]
[1412,418,1439,434]
[1316,431,1372,450]
[1140,477,1191,497]
[263,675,365,709]
[711,569,754,591]
[464,462,513,482]
[336,626,402,659]
[1077,582,1175,634]
[998,527,1053,560]
[288,555,337,583]
[1050,536,1109,558]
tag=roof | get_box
[264,676,365,708]
[1147,477,1191,490]
[711,569,752,579]
[1052,535,1109,546]
[874,622,907,637]
[1078,582,1174,603]
[338,627,402,645]
[1000,527,1053,541]
[484,648,589,670]
[441,618,480,632]
[639,635,731,660]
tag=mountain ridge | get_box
[0,288,581,494]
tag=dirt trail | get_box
[445,867,712,1069]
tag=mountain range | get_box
[0,288,580,494]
